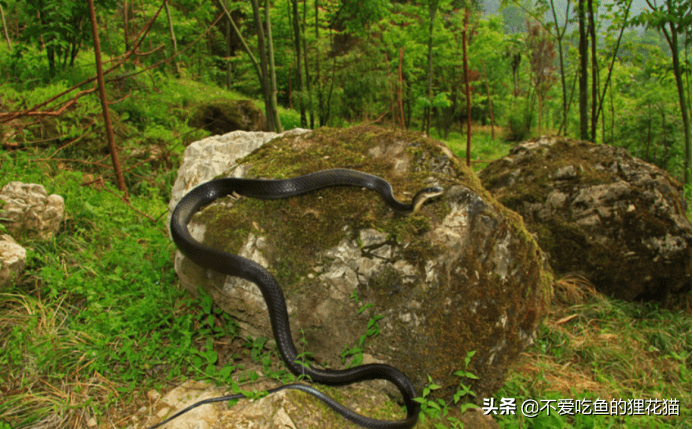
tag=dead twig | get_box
[0,85,97,120]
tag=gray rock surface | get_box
[168,125,551,402]
[0,234,26,289]
[0,181,64,239]
[479,135,691,301]
[129,376,498,429]
[167,128,310,230]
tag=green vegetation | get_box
[0,0,690,426]
[496,277,692,429]
[1,72,689,428]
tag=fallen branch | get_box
[0,85,97,120]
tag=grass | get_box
[0,68,690,429]
[428,126,515,173]
[495,276,691,429]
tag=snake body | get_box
[167,169,443,429]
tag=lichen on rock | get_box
[479,135,691,302]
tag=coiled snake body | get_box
[164,169,443,429]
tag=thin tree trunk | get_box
[578,0,588,140]
[323,27,337,126]
[424,0,439,135]
[646,105,652,161]
[302,0,314,128]
[610,80,615,144]
[87,0,128,198]
[315,0,324,126]
[164,0,180,77]
[291,0,306,127]
[265,0,282,132]
[225,2,231,90]
[480,58,495,140]
[462,10,471,167]
[216,0,261,80]
[398,47,405,130]
[595,0,632,124]
[123,0,129,53]
[549,0,570,136]
[249,0,274,131]
[653,0,691,183]
[0,5,11,51]
[588,0,598,142]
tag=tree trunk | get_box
[225,3,231,90]
[164,0,180,77]
[123,0,129,53]
[216,0,261,80]
[462,10,471,167]
[480,59,495,140]
[424,0,438,135]
[302,0,314,128]
[87,0,128,198]
[315,0,324,126]
[398,47,406,130]
[0,5,11,51]
[588,0,598,142]
[578,0,589,140]
[549,0,569,136]
[266,0,282,132]
[646,105,652,161]
[663,2,691,183]
[291,0,306,127]
[595,0,632,124]
[250,0,274,131]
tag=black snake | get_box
[158,169,443,429]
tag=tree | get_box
[423,0,440,135]
[217,0,282,132]
[0,1,11,51]
[546,0,571,135]
[163,0,180,77]
[290,0,307,127]
[87,0,127,198]
[632,0,691,183]
[578,0,589,140]
[462,8,472,166]
[526,19,557,135]
[19,0,116,78]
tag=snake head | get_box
[410,186,444,215]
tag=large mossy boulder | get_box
[189,99,267,135]
[169,125,552,401]
[479,135,691,302]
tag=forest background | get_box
[0,0,690,186]
[0,0,691,428]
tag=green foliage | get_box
[14,0,117,79]
[340,298,385,368]
[0,151,241,426]
[414,351,480,428]
[505,102,534,142]
[497,295,691,428]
